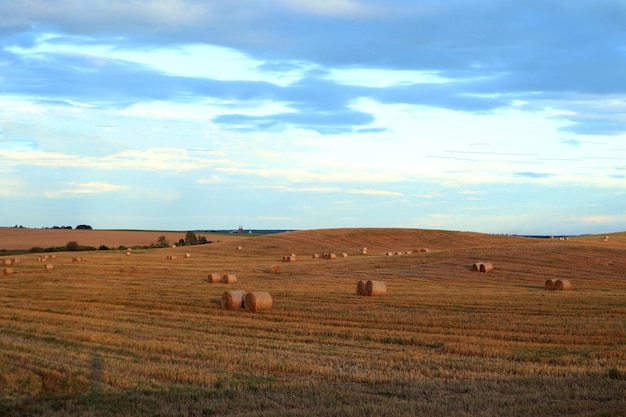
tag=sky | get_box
[1,0,625,235]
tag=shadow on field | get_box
[0,374,624,417]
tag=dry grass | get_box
[0,228,625,416]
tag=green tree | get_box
[66,241,79,251]
[157,236,169,247]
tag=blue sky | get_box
[1,0,625,235]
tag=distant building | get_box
[238,225,244,233]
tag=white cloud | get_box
[45,181,130,198]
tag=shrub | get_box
[66,241,80,251]
[98,245,110,250]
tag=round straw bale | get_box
[364,280,386,296]
[419,248,430,253]
[361,247,368,254]
[3,267,14,275]
[328,253,336,260]
[221,274,237,284]
[480,262,494,273]
[221,290,247,310]
[207,273,221,283]
[554,279,571,291]
[184,253,191,258]
[544,279,556,290]
[341,253,348,258]
[472,262,482,272]
[356,280,366,295]
[44,263,54,271]
[236,246,243,251]
[3,259,13,266]
[244,292,273,312]
[312,253,320,258]
[269,265,280,273]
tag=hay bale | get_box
[126,252,131,256]
[3,267,14,275]
[386,252,393,256]
[44,263,54,271]
[356,280,366,296]
[327,253,336,260]
[361,247,368,254]
[364,280,386,296]
[419,248,430,253]
[312,253,320,259]
[472,262,482,272]
[544,279,557,290]
[269,265,280,273]
[341,253,348,258]
[236,246,243,251]
[221,274,237,284]
[283,255,296,262]
[184,253,191,258]
[244,292,273,312]
[3,259,12,266]
[480,262,494,273]
[72,257,80,262]
[207,273,221,283]
[11,258,20,264]
[554,279,571,291]
[221,290,247,310]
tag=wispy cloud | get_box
[45,181,130,198]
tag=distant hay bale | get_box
[312,253,320,259]
[244,292,273,312]
[361,247,368,254]
[125,252,131,256]
[221,290,247,310]
[207,273,221,283]
[479,262,494,273]
[405,251,412,255]
[364,280,386,296]
[166,255,176,260]
[356,280,366,295]
[544,279,557,290]
[419,248,430,253]
[327,253,336,260]
[3,259,12,266]
[3,267,14,275]
[283,255,296,262]
[554,279,571,291]
[184,253,191,258]
[221,274,237,284]
[394,251,402,256]
[473,262,493,272]
[341,253,348,258]
[11,258,20,264]
[72,257,80,262]
[44,263,54,271]
[236,246,243,251]
[268,265,280,273]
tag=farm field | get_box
[0,228,625,416]
[0,227,248,251]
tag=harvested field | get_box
[0,228,624,416]
[0,227,248,251]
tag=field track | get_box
[0,228,624,416]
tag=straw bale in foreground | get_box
[356,280,365,296]
[244,292,273,312]
[221,290,247,310]
[364,280,386,296]
[544,279,557,290]
[554,279,571,291]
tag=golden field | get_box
[0,228,625,416]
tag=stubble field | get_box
[0,228,625,416]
